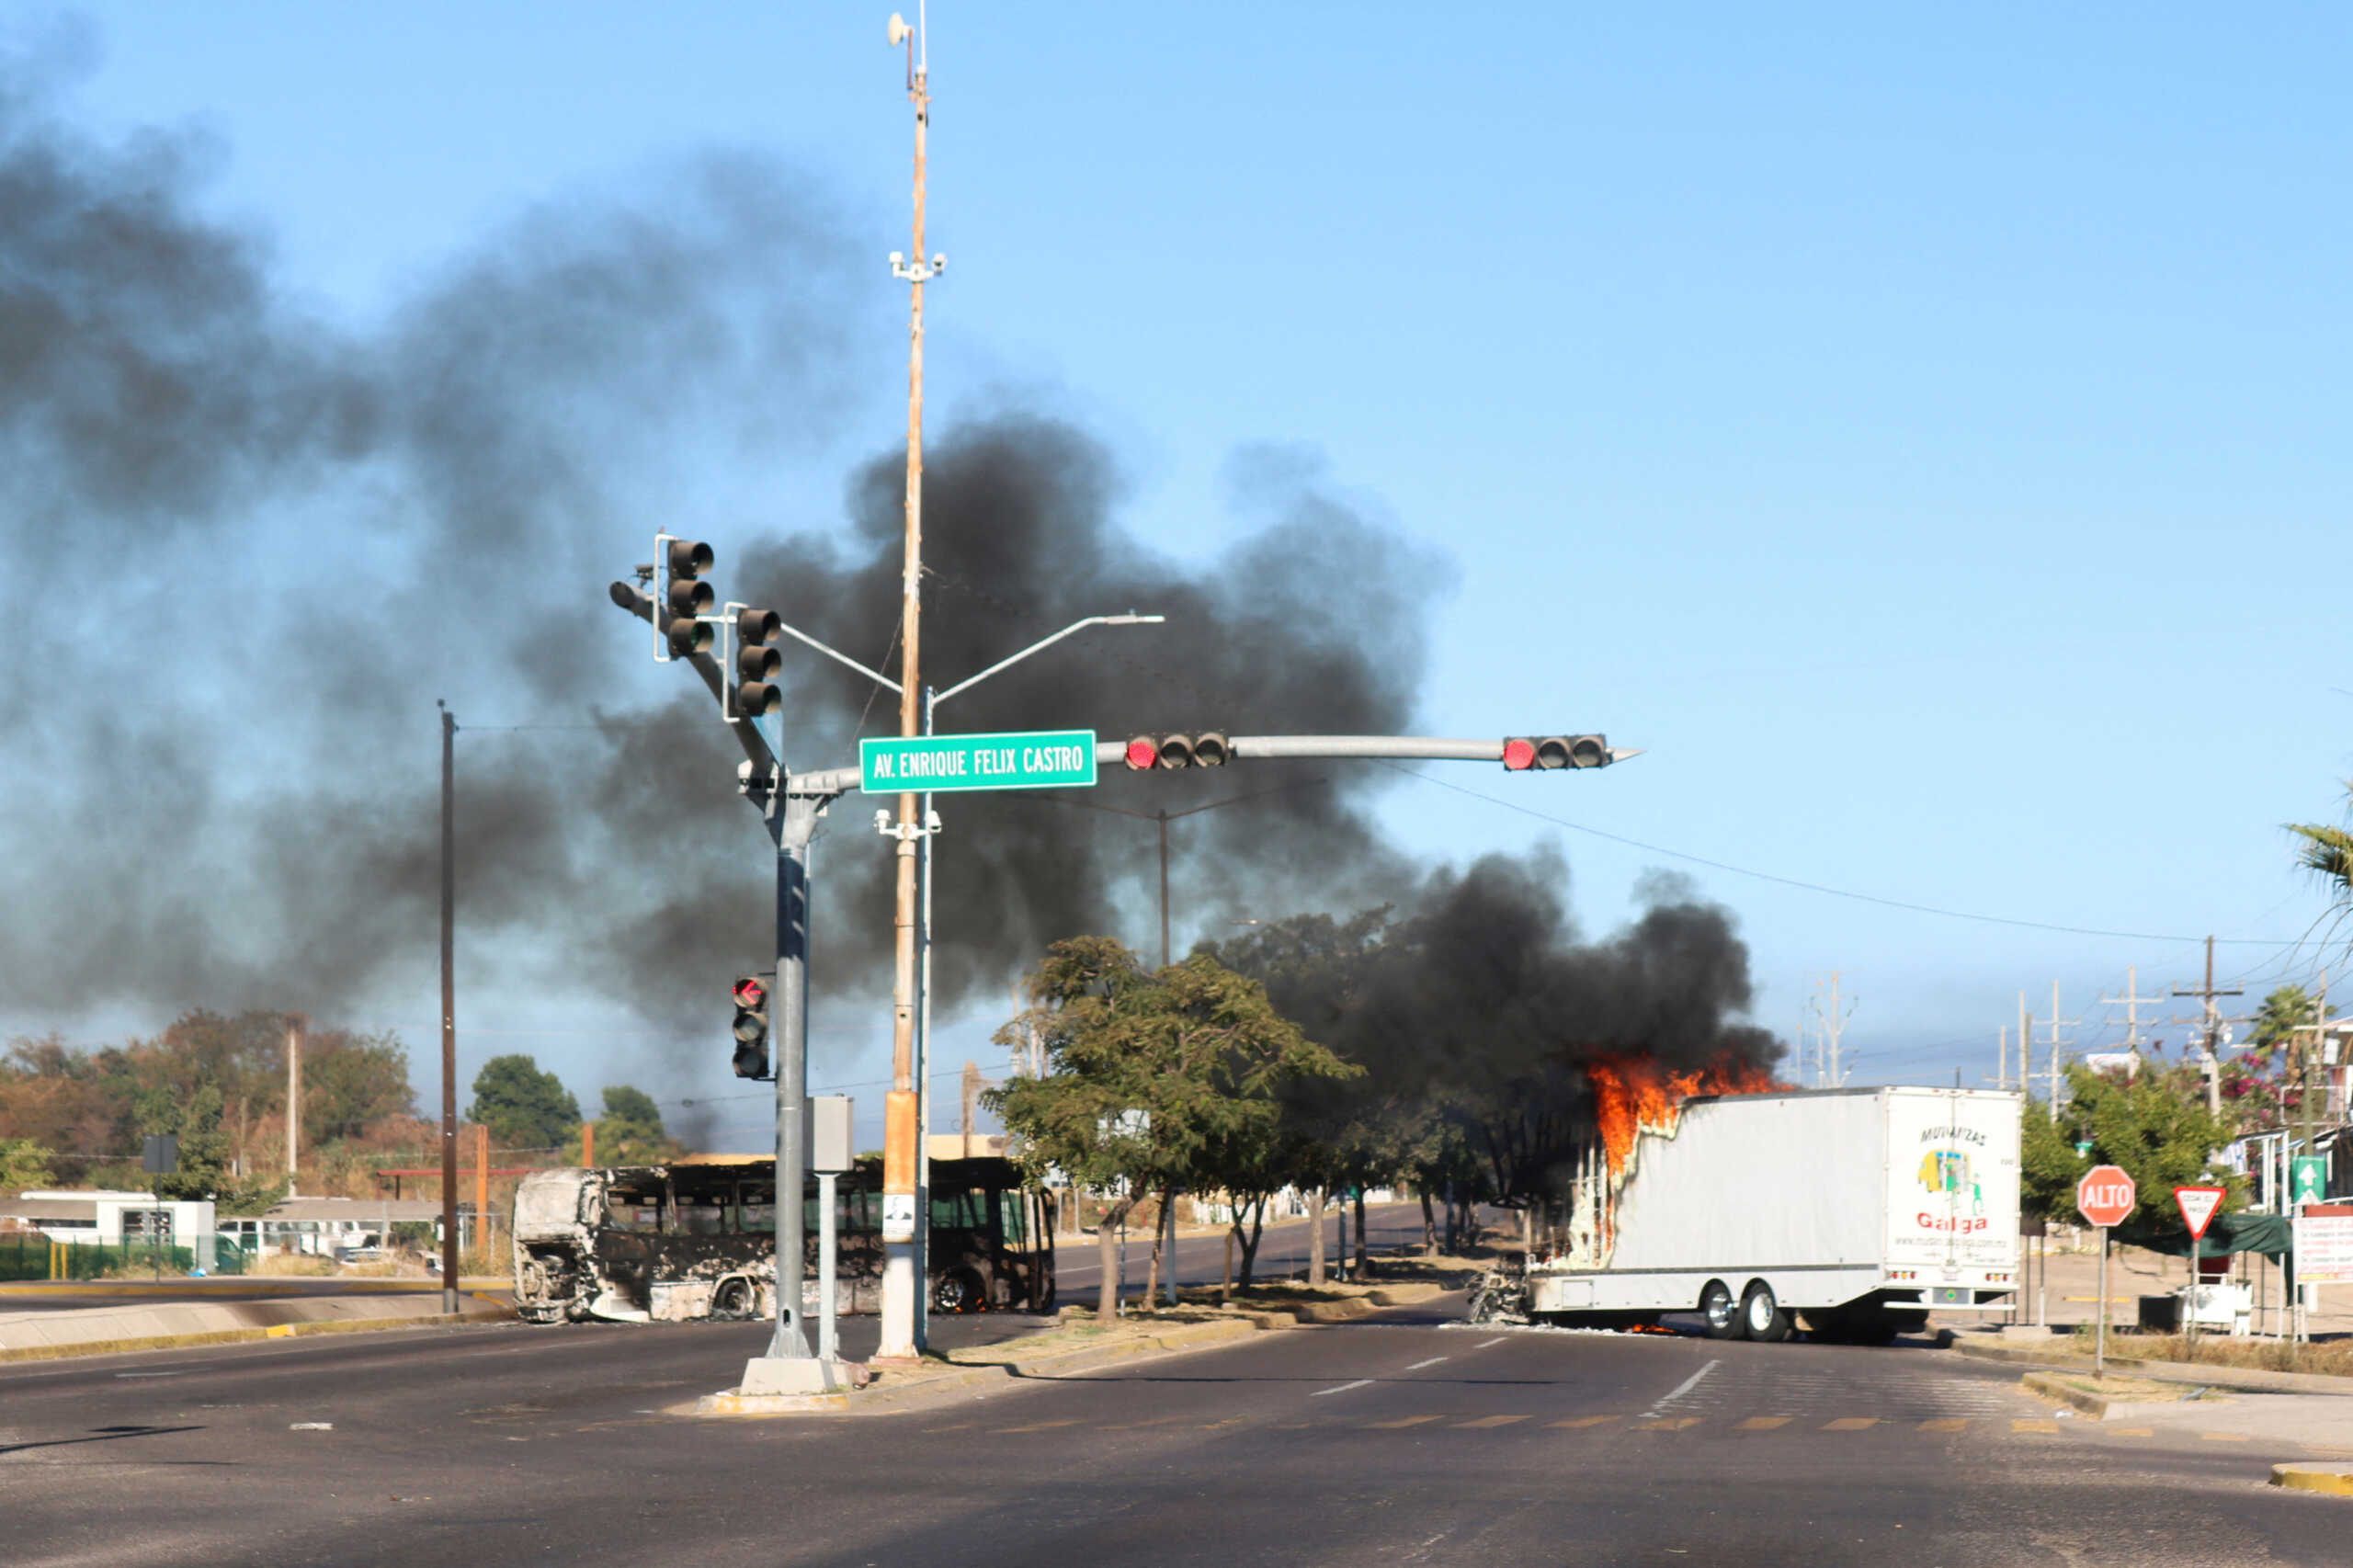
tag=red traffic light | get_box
[1502,738,1536,770]
[1125,736,1159,770]
[733,976,767,1008]
[1504,734,1610,770]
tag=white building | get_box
[1,1188,217,1246]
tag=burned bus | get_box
[510,1154,1054,1325]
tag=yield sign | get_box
[2174,1185,2226,1242]
[2075,1165,2136,1228]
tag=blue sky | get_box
[28,3,2353,1145]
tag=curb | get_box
[2021,1372,2115,1419]
[2270,1465,2353,1497]
[1955,1338,2351,1396]
[0,1302,513,1365]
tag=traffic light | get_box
[664,539,715,656]
[733,607,783,718]
[731,975,770,1080]
[1502,734,1610,770]
[1122,732,1230,770]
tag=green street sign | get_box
[2291,1155,2328,1207]
[860,730,1097,794]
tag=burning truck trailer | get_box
[1472,1072,2022,1345]
[510,1155,1055,1325]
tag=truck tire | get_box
[1741,1282,1791,1343]
[1699,1278,1743,1340]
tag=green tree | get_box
[135,1080,283,1215]
[589,1085,680,1165]
[467,1055,580,1153]
[2020,1062,2242,1229]
[2288,792,2353,907]
[987,938,1356,1322]
[302,1029,415,1144]
[0,1135,56,1194]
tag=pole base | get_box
[738,1355,864,1396]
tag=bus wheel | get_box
[933,1268,985,1314]
[711,1278,757,1321]
[1741,1282,1791,1343]
[1699,1279,1743,1340]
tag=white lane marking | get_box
[1312,1380,1374,1397]
[289,1422,334,1431]
[1404,1356,1449,1371]
[1640,1358,1720,1419]
[1472,1336,1506,1349]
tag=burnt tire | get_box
[1699,1278,1743,1340]
[710,1278,757,1321]
[1741,1282,1791,1344]
[932,1267,986,1314]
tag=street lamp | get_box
[760,609,1164,1356]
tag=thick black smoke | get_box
[0,60,1441,1056]
[1208,851,1784,1199]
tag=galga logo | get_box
[1917,1148,1987,1217]
[1916,1212,1991,1233]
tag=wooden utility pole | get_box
[438,701,459,1315]
[879,7,940,1362]
[961,1061,982,1158]
[2171,937,2245,1119]
[283,1014,305,1191]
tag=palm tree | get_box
[2288,793,2353,903]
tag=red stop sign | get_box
[2076,1165,2136,1228]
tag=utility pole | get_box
[878,4,942,1364]
[2039,982,2075,1121]
[1996,1025,2007,1091]
[437,701,459,1316]
[1806,972,1853,1087]
[283,1014,305,1193]
[2100,964,2165,1053]
[2170,937,2245,1119]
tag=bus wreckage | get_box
[510,1154,1056,1324]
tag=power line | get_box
[1375,761,2304,949]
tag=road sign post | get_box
[2174,1184,2226,1359]
[2077,1165,2136,1379]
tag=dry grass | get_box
[2075,1327,2353,1378]
[248,1254,340,1277]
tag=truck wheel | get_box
[1699,1279,1743,1340]
[1741,1282,1791,1343]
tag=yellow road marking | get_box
[2106,1426,2154,1437]
[1636,1417,1704,1431]
[991,1419,1083,1434]
[1822,1418,1879,1431]
[2200,1433,2252,1443]
[1368,1415,1445,1429]
[1917,1419,1968,1433]
[1736,1417,1792,1431]
[1453,1415,1530,1429]
[1548,1415,1620,1428]
[2012,1419,2060,1434]
[1099,1415,1189,1430]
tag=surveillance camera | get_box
[931,253,947,272]
[889,250,904,267]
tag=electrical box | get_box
[807,1096,854,1175]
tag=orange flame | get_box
[1587,1053,1782,1179]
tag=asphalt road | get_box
[1053,1199,1436,1301]
[8,1293,2345,1567]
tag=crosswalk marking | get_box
[1368,1415,1445,1429]
[2012,1419,2060,1434]
[1453,1415,1529,1428]
[1735,1417,1792,1430]
[1822,1418,1879,1431]
[1916,1419,1968,1433]
[1636,1416,1705,1430]
[1548,1415,1620,1428]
